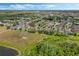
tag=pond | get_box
[0,46,19,56]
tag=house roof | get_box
[72,24,79,32]
[73,24,79,29]
[11,25,21,29]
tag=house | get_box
[10,25,22,30]
[0,22,4,26]
[71,24,79,33]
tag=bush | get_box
[28,42,53,56]
[73,33,77,36]
[6,26,10,29]
[59,42,79,56]
[27,27,36,33]
[28,41,79,56]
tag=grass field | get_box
[0,26,79,56]
[0,26,6,29]
[0,29,45,55]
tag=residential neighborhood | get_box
[0,10,79,56]
[0,3,79,56]
[0,11,79,35]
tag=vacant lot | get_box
[0,29,44,55]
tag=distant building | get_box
[0,22,4,26]
[10,25,22,30]
[71,24,79,33]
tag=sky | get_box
[0,3,79,10]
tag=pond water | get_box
[0,46,19,56]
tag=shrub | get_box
[28,41,79,56]
[73,33,77,36]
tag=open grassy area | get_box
[0,27,79,56]
[0,30,45,55]
[0,26,6,29]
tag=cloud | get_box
[0,3,79,10]
[44,4,56,10]
[9,4,34,10]
[8,4,56,10]
[40,4,56,9]
[75,4,79,6]
[30,4,56,10]
[0,8,7,10]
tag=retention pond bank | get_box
[0,46,19,56]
